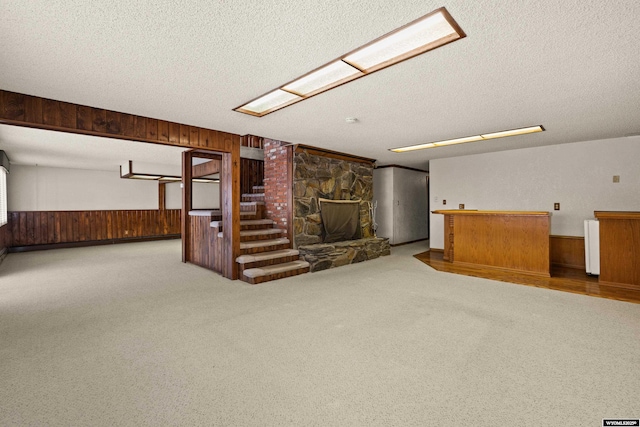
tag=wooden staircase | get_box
[235,185,309,284]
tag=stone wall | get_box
[293,149,374,247]
[298,237,390,272]
[263,139,292,238]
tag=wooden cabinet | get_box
[594,211,640,290]
[433,210,551,276]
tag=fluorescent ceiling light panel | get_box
[391,143,436,153]
[235,7,465,117]
[236,89,301,116]
[130,174,160,180]
[390,126,545,152]
[193,178,219,183]
[343,10,461,72]
[433,135,483,147]
[480,126,544,139]
[282,61,363,97]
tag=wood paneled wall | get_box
[189,216,223,274]
[9,210,180,248]
[549,235,585,269]
[0,224,10,261]
[241,158,264,195]
[0,90,238,151]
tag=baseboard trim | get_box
[551,262,585,270]
[390,238,429,247]
[429,248,444,253]
[9,235,181,253]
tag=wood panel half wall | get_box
[0,224,10,263]
[8,209,180,250]
[550,235,585,270]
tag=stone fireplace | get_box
[292,146,390,271]
[293,148,374,246]
[263,141,390,272]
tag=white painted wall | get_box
[393,167,429,244]
[429,136,640,249]
[8,165,219,211]
[165,181,219,210]
[373,167,429,245]
[373,167,394,240]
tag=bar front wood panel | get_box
[550,235,585,269]
[0,89,238,152]
[9,210,180,247]
[434,210,550,276]
[595,211,640,290]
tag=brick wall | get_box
[263,139,292,238]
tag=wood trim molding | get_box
[0,90,238,152]
[159,182,166,211]
[182,151,192,263]
[10,234,180,253]
[294,144,376,165]
[594,211,640,220]
[375,164,429,173]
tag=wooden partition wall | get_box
[8,210,180,248]
[0,89,242,280]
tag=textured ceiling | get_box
[1,0,639,170]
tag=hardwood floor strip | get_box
[414,250,640,304]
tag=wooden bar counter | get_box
[594,211,640,290]
[433,210,551,277]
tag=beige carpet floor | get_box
[0,240,639,426]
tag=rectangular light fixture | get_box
[343,10,462,73]
[120,161,219,183]
[130,174,161,180]
[235,89,302,117]
[193,178,220,183]
[282,60,363,97]
[235,7,465,117]
[390,126,545,152]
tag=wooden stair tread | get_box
[236,249,299,264]
[243,260,310,279]
[240,219,275,226]
[241,228,282,237]
[240,238,290,249]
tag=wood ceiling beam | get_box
[192,159,221,178]
[0,89,239,152]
